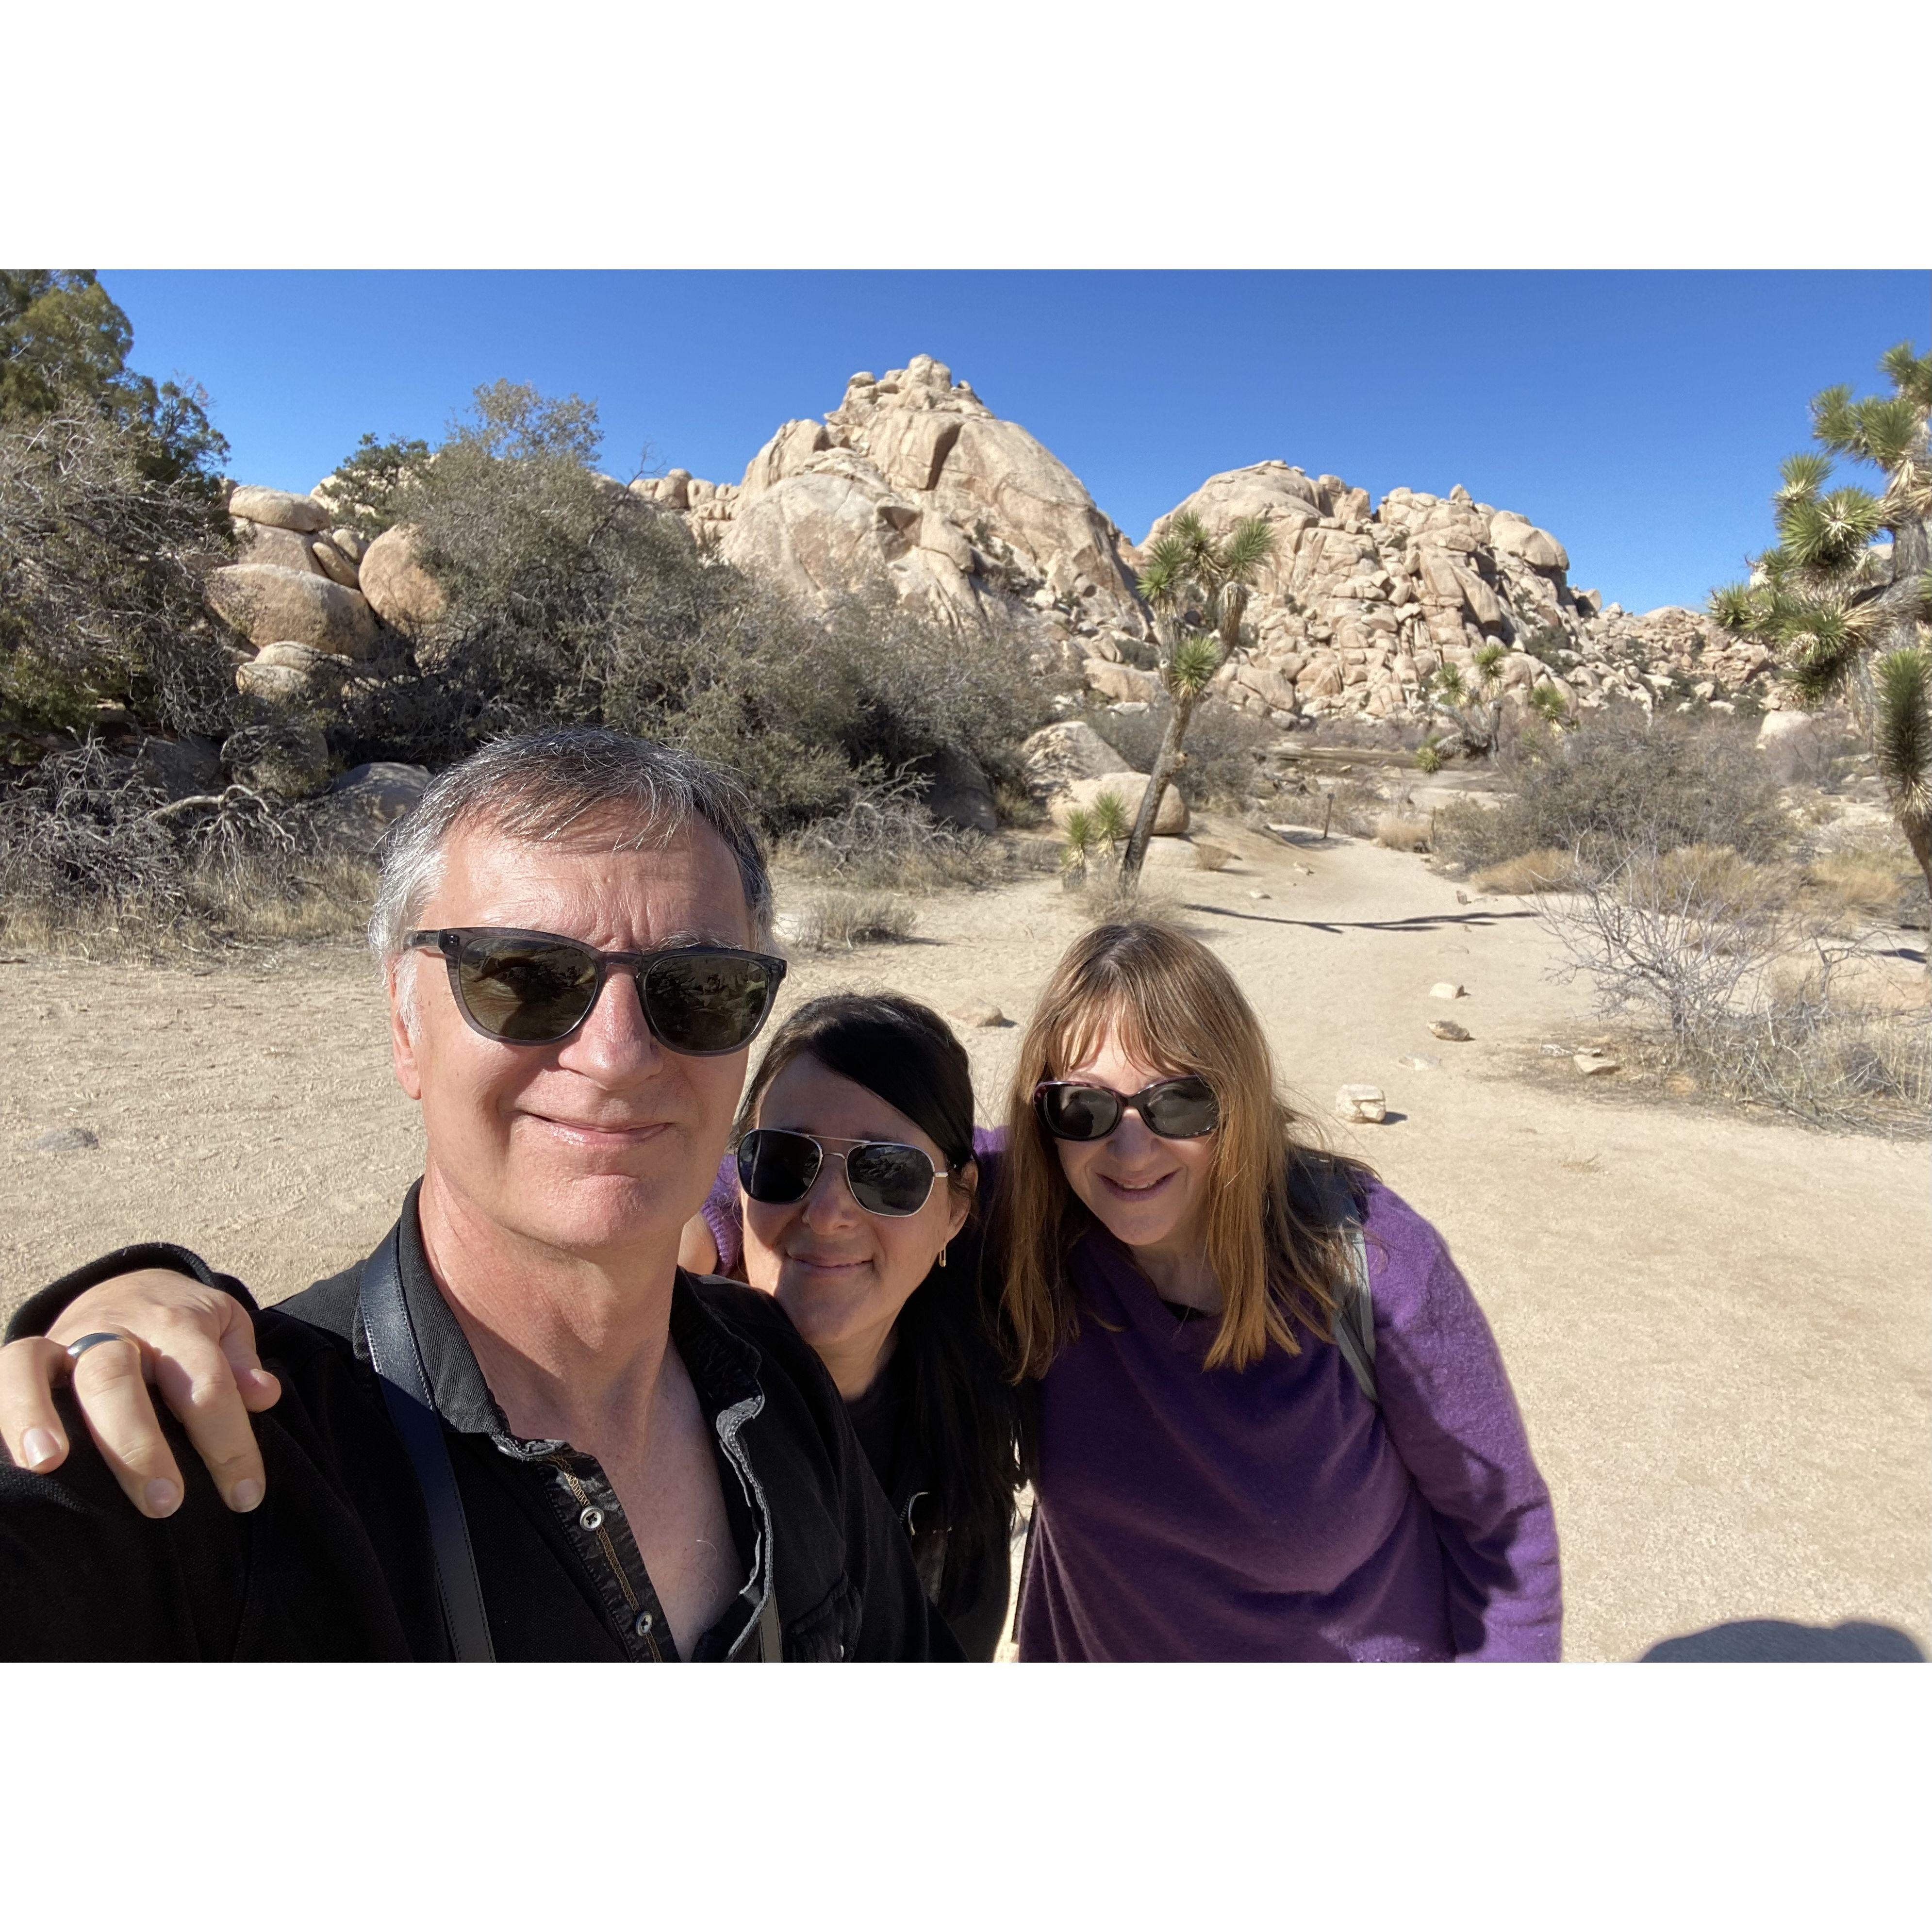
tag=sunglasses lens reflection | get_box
[1039,1085,1123,1140]
[454,937,601,1043]
[1142,1077,1219,1138]
[642,952,778,1056]
[738,1129,821,1205]
[845,1142,938,1216]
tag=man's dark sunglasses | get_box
[407,928,787,1054]
[737,1128,946,1218]
[1032,1075,1220,1141]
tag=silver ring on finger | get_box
[65,1331,132,1365]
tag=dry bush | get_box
[1077,696,1270,809]
[0,740,374,958]
[781,778,1022,892]
[1374,815,1431,852]
[790,890,917,952]
[1073,869,1181,925]
[1435,709,1791,873]
[1191,840,1234,872]
[1471,847,1592,895]
[1540,842,1928,1131]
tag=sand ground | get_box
[4,821,1926,1662]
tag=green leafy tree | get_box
[1120,510,1276,885]
[1,272,227,489]
[318,432,433,539]
[1711,341,1932,897]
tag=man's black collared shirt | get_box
[0,1191,958,1662]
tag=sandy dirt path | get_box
[4,823,1926,1661]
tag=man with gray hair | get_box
[0,727,955,1660]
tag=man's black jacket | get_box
[0,1194,959,1662]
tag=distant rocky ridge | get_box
[632,355,1783,729]
[200,354,1783,754]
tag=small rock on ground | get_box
[1429,1020,1473,1041]
[33,1126,99,1152]
[948,999,1007,1028]
[1429,981,1467,1000]
[1396,1054,1439,1071]
[1574,1051,1620,1076]
[1334,1084,1387,1124]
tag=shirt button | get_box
[578,1505,604,1533]
[634,1610,654,1637]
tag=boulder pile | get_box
[632,354,1148,670]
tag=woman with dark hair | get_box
[705,992,1021,1658]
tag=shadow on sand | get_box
[1186,903,1542,938]
[1639,1618,1925,1662]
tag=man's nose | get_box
[558,968,664,1075]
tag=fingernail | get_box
[229,1478,264,1511]
[145,1478,181,1517]
[22,1427,59,1470]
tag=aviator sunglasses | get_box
[737,1128,949,1219]
[1032,1074,1220,1141]
[407,927,787,1054]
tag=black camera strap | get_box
[360,1227,496,1663]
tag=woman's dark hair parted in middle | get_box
[735,992,1022,1622]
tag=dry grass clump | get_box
[790,891,917,952]
[782,785,1021,892]
[1803,847,1918,921]
[1191,840,1234,872]
[1471,847,1591,895]
[1071,870,1181,925]
[1373,815,1431,853]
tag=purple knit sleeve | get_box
[1358,1182,1564,1661]
[699,1151,742,1275]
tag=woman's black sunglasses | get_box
[407,928,787,1054]
[1032,1075,1219,1141]
[737,1128,946,1219]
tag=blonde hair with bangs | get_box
[995,920,1365,1377]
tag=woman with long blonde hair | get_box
[995,919,1560,1661]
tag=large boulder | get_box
[131,734,222,801]
[1083,659,1160,704]
[357,525,446,640]
[205,564,378,658]
[1021,720,1138,794]
[226,486,331,534]
[308,760,430,853]
[1489,513,1569,573]
[1051,772,1189,836]
[223,720,332,802]
[232,520,323,577]
[235,642,352,708]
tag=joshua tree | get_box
[1429,642,1510,760]
[1119,511,1276,886]
[1711,341,1932,898]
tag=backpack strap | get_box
[1295,1162,1378,1407]
[360,1227,497,1662]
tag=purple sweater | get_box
[702,1143,1561,1661]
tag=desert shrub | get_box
[1471,847,1592,895]
[1802,844,1922,923]
[1080,695,1270,808]
[1540,841,1928,1130]
[1,402,235,746]
[1374,815,1431,852]
[338,384,1054,834]
[1434,708,1792,872]
[781,777,1021,892]
[1518,622,1572,669]
[0,739,371,956]
[316,432,432,540]
[790,890,917,951]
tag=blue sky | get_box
[105,270,1927,613]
